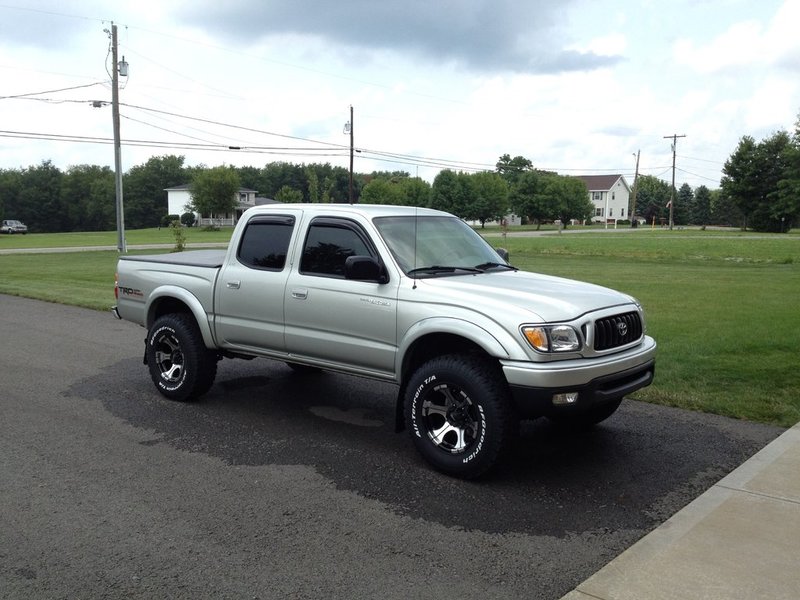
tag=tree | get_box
[710,189,742,226]
[399,177,431,207]
[359,178,405,205]
[274,185,303,203]
[634,175,672,225]
[510,170,558,228]
[306,167,320,203]
[466,171,509,227]
[554,176,593,226]
[18,161,64,233]
[124,155,187,229]
[721,131,795,231]
[61,165,115,231]
[773,115,800,231]
[429,170,466,215]
[0,168,22,224]
[188,166,240,219]
[675,183,693,226]
[496,154,533,186]
[693,185,711,227]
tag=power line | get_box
[0,82,105,100]
[675,167,722,184]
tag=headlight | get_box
[521,325,582,353]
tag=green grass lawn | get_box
[1,228,798,427]
[0,227,233,249]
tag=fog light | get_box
[552,392,579,406]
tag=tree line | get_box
[1,114,798,233]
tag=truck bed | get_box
[119,249,226,268]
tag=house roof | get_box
[575,174,629,192]
[164,184,259,193]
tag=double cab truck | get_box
[113,204,656,478]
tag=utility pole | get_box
[348,105,354,204]
[110,23,126,252]
[663,134,686,230]
[630,150,640,228]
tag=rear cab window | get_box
[236,215,296,270]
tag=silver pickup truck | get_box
[113,204,656,478]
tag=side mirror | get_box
[495,247,509,261]
[345,255,388,283]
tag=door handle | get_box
[226,281,241,289]
[291,288,308,299]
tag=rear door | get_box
[214,212,300,355]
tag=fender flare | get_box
[146,286,216,349]
[393,317,521,433]
[397,316,519,373]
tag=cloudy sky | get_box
[1,0,799,190]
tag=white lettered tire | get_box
[146,313,218,401]
[404,354,515,479]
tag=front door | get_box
[284,216,398,377]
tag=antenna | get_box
[412,207,418,290]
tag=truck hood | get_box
[414,270,634,323]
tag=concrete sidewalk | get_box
[562,422,800,600]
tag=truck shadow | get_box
[71,356,782,538]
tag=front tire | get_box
[405,354,515,479]
[146,313,218,401]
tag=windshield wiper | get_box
[407,265,483,276]
[474,262,518,272]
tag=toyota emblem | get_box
[617,321,628,337]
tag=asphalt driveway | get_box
[0,294,783,599]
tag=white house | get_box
[576,174,631,224]
[165,184,261,226]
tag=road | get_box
[0,295,783,599]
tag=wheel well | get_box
[401,333,493,384]
[149,297,194,328]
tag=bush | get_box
[180,212,196,227]
[170,220,186,252]
[161,214,180,228]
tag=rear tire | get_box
[146,313,218,401]
[405,354,515,479]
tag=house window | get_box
[621,208,625,217]
[612,192,616,200]
[593,192,602,201]
[595,207,603,217]
[609,208,614,217]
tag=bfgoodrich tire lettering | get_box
[404,354,515,479]
[146,313,218,401]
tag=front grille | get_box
[594,311,642,351]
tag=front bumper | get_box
[501,336,656,418]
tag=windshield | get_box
[373,215,509,276]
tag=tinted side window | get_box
[300,221,372,277]
[237,217,295,270]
